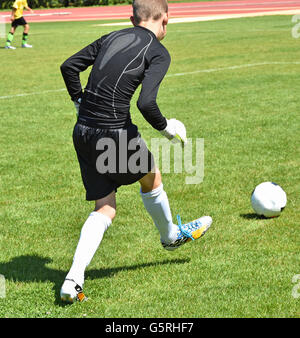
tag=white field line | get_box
[168,1,300,10]
[166,61,300,77]
[0,88,66,100]
[0,62,299,100]
[95,9,300,27]
[1,12,71,18]
[167,1,300,9]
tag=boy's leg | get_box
[22,24,32,48]
[139,168,179,244]
[5,27,16,49]
[139,168,212,250]
[60,191,116,302]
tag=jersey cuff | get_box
[155,117,167,131]
[71,92,83,103]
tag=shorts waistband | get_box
[77,116,132,129]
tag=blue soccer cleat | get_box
[162,215,212,251]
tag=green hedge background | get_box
[0,0,133,9]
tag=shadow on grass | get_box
[240,213,269,220]
[0,254,190,306]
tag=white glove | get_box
[160,118,187,146]
[74,98,82,116]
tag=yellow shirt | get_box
[12,0,28,20]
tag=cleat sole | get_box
[191,226,206,240]
[77,292,87,302]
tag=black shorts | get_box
[73,122,155,201]
[12,17,27,28]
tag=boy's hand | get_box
[25,6,34,14]
[160,118,188,146]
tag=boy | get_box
[60,0,212,303]
[5,0,34,49]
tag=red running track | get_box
[1,0,300,23]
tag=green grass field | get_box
[0,15,299,318]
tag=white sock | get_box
[140,184,179,244]
[66,212,112,286]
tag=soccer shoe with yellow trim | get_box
[60,279,87,303]
[162,215,212,251]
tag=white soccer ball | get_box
[251,182,287,218]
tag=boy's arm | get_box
[60,38,102,102]
[25,6,34,14]
[11,9,16,21]
[137,51,170,131]
[138,49,187,146]
[24,0,33,13]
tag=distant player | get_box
[60,0,212,303]
[5,0,34,49]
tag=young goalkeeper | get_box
[60,0,212,303]
[5,0,34,49]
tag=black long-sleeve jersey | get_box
[60,26,170,130]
